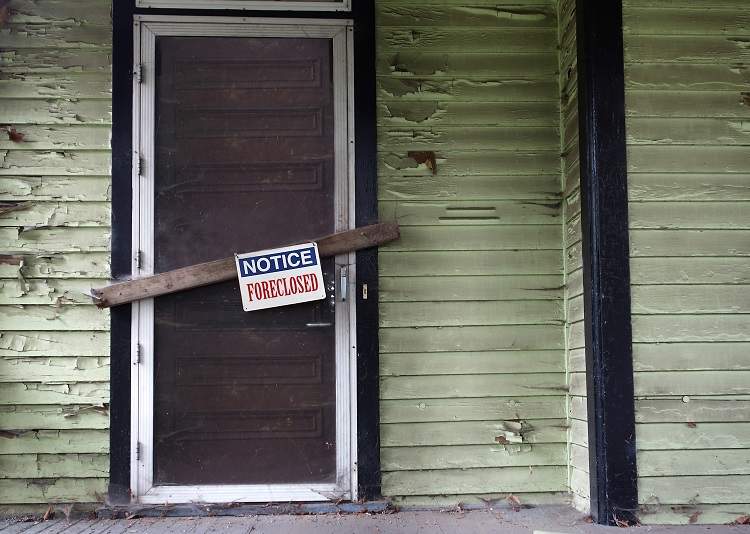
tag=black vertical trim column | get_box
[109,0,136,504]
[575,0,638,525]
[352,0,381,500]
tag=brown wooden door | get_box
[151,36,338,485]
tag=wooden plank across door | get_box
[92,222,399,308]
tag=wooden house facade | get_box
[0,0,748,526]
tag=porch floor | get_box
[2,507,748,533]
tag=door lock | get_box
[339,266,348,302]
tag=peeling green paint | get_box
[0,0,112,507]
[377,0,567,502]
[625,2,750,522]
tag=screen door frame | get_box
[130,16,357,504]
[136,0,351,12]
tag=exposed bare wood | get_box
[92,222,399,308]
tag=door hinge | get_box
[134,249,143,270]
[136,441,142,461]
[135,154,144,176]
[135,343,143,364]
[134,63,143,84]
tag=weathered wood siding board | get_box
[0,357,109,383]
[0,405,109,430]
[635,397,750,424]
[0,0,111,508]
[0,332,109,357]
[0,478,108,504]
[377,0,568,502]
[0,453,108,479]
[380,396,566,423]
[0,176,112,202]
[381,351,564,375]
[390,492,569,508]
[556,0,589,513]
[638,504,750,525]
[381,443,567,471]
[624,0,750,523]
[381,420,567,447]
[381,466,567,496]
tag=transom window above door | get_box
[136,0,351,11]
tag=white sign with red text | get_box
[235,243,326,312]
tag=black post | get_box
[109,0,136,504]
[576,0,638,525]
[352,0,381,500]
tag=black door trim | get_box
[575,0,638,525]
[351,0,381,501]
[110,0,380,503]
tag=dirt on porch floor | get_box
[2,507,750,534]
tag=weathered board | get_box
[624,0,750,524]
[92,222,399,308]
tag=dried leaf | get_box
[730,515,750,525]
[407,151,437,175]
[42,505,55,521]
[686,421,697,428]
[495,436,509,444]
[613,514,631,528]
[7,127,25,142]
[506,494,522,512]
[688,511,702,524]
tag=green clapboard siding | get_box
[0,0,111,510]
[557,0,589,514]
[623,0,750,524]
[377,0,567,504]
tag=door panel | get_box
[151,36,337,485]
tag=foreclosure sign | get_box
[235,243,326,312]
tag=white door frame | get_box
[130,15,357,504]
[136,0,351,11]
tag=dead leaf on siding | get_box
[7,127,25,143]
[688,511,702,524]
[730,515,750,525]
[686,421,697,428]
[407,151,437,175]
